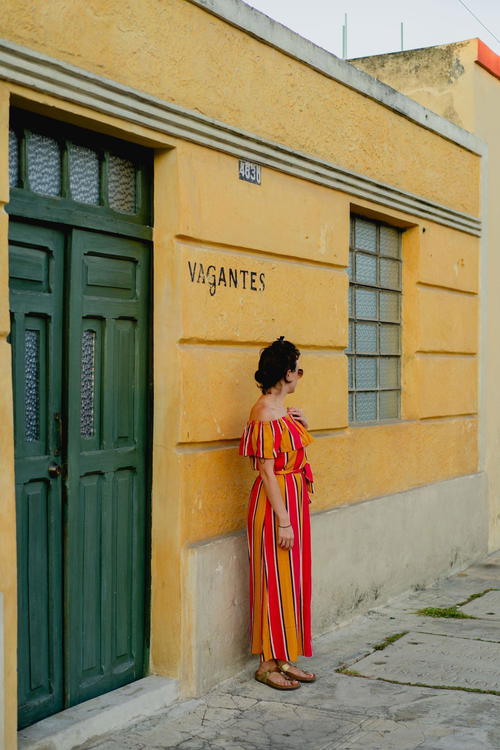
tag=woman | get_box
[239,336,316,690]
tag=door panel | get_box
[11,222,151,726]
[65,229,149,706]
[9,222,65,729]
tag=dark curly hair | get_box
[255,336,301,393]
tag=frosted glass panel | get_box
[356,357,377,388]
[348,286,354,316]
[380,258,401,290]
[355,288,377,319]
[356,391,377,421]
[27,132,61,196]
[380,226,400,258]
[355,253,377,285]
[379,357,399,388]
[9,130,18,187]
[25,330,40,442]
[380,291,400,322]
[69,143,100,205]
[348,252,354,281]
[380,324,400,354]
[380,390,399,419]
[108,154,136,213]
[356,322,377,353]
[348,392,354,422]
[80,330,96,438]
[355,218,377,252]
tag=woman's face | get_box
[286,359,303,393]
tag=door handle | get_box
[48,462,63,478]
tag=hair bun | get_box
[254,338,300,393]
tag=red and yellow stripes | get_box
[239,416,313,468]
[240,416,314,660]
[246,470,312,661]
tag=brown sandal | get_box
[254,661,301,690]
[277,661,316,683]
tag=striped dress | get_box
[239,416,314,662]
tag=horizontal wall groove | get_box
[175,415,477,451]
[415,351,477,357]
[310,470,485,517]
[177,339,348,352]
[0,38,481,236]
[416,281,478,296]
[176,440,238,453]
[419,412,478,421]
[175,235,348,270]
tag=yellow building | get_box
[352,38,500,552]
[0,3,487,748]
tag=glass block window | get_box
[80,330,96,438]
[348,216,402,423]
[24,329,40,442]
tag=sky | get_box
[245,0,500,59]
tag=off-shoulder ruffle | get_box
[239,416,313,458]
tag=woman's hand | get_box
[278,522,294,550]
[287,406,308,428]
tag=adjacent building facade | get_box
[0,3,487,748]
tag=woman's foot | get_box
[276,659,316,682]
[256,659,300,688]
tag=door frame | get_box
[7,107,154,727]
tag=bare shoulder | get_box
[249,400,275,422]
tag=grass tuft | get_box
[415,606,474,618]
[372,631,409,650]
[457,588,499,607]
[335,667,362,676]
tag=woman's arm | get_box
[258,457,294,550]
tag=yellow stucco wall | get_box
[351,40,478,132]
[0,0,480,216]
[174,149,479,543]
[0,5,482,745]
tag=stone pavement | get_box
[81,550,500,750]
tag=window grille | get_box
[348,216,402,423]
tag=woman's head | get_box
[255,337,301,393]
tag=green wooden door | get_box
[10,222,65,728]
[65,229,149,705]
[8,110,152,730]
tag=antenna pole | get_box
[401,21,404,51]
[342,13,348,58]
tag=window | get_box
[348,216,402,423]
[8,108,152,226]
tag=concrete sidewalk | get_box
[81,550,500,750]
